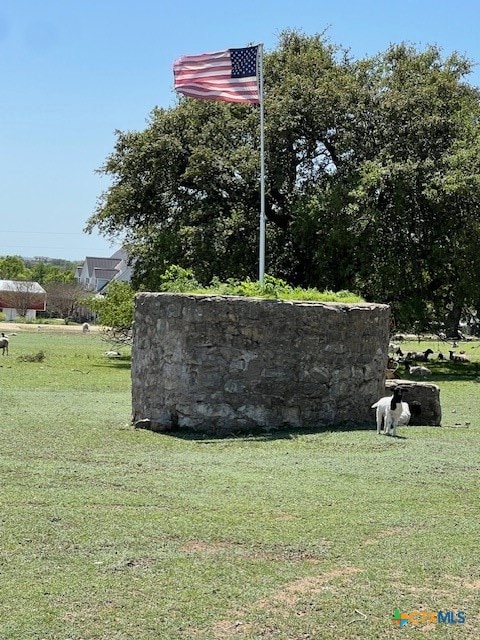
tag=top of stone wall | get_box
[136,291,388,311]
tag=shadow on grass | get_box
[398,361,480,382]
[163,422,383,442]
[92,357,132,371]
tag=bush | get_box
[159,265,200,292]
[161,269,362,303]
[18,351,45,362]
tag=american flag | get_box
[173,45,260,104]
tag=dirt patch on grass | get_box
[211,619,255,638]
[443,575,480,591]
[180,540,234,554]
[0,321,102,333]
[256,566,361,609]
[203,566,360,640]
[180,539,328,563]
[363,526,415,546]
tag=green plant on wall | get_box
[160,268,362,302]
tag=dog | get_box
[371,387,404,436]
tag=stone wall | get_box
[131,293,391,434]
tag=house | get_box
[75,249,132,292]
[0,280,47,320]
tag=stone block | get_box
[385,379,441,426]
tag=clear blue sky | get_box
[1,0,479,262]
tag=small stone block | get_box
[385,379,441,426]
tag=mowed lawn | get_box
[1,328,479,639]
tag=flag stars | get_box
[230,46,257,78]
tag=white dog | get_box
[371,387,404,436]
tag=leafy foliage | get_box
[85,281,134,346]
[159,266,362,302]
[158,265,200,292]
[0,255,76,283]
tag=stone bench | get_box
[385,379,441,426]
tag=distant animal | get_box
[449,350,470,363]
[386,369,400,380]
[371,387,404,436]
[0,336,9,355]
[437,352,444,360]
[386,359,400,379]
[405,360,432,376]
[406,348,434,362]
[104,350,121,358]
[82,322,90,333]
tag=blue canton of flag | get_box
[230,46,258,78]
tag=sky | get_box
[1,0,480,262]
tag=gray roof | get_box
[85,257,121,277]
[93,268,119,280]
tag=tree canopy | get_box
[0,255,76,284]
[86,281,134,346]
[85,30,480,333]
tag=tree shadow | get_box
[92,356,131,371]
[396,360,480,382]
[397,361,480,382]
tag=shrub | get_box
[159,265,200,292]
[162,269,363,303]
[18,351,45,362]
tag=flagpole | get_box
[258,43,265,283]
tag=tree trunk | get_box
[447,301,463,338]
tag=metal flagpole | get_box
[258,44,266,283]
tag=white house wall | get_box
[2,308,38,321]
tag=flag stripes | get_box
[173,46,260,104]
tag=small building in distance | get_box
[0,280,47,320]
[75,249,132,293]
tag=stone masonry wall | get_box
[131,293,391,434]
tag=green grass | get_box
[1,331,479,638]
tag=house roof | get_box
[93,268,119,280]
[84,257,121,278]
[0,280,46,294]
[76,250,132,291]
[110,248,129,262]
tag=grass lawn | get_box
[0,329,479,639]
